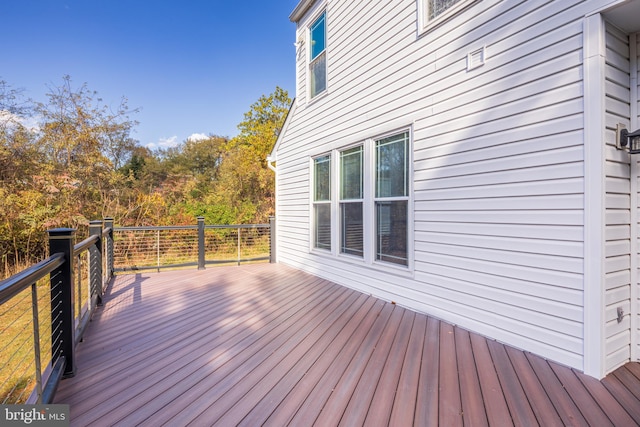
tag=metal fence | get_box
[0,217,274,404]
[113,217,274,272]
[0,222,112,404]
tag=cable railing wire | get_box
[0,217,273,405]
[0,222,114,404]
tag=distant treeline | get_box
[0,76,290,276]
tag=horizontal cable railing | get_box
[0,216,274,404]
[0,222,113,405]
[113,217,274,271]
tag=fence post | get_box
[104,217,114,280]
[197,216,205,270]
[269,216,276,264]
[48,228,76,378]
[89,220,103,305]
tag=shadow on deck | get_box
[54,263,640,426]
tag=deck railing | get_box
[0,217,274,405]
[0,222,113,404]
[113,217,275,272]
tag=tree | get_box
[35,75,139,226]
[0,76,139,275]
[214,87,291,223]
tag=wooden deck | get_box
[54,263,640,426]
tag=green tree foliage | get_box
[214,87,291,223]
[0,77,138,272]
[0,79,290,277]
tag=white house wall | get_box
[275,0,614,371]
[603,22,632,373]
[635,31,640,364]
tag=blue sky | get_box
[1,1,299,149]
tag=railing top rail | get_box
[0,253,65,306]
[205,223,270,229]
[102,226,112,236]
[114,225,198,232]
[73,234,99,257]
[113,223,270,232]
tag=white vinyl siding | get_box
[604,23,632,373]
[634,32,640,363]
[276,0,608,371]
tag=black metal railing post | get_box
[47,228,76,378]
[89,220,103,305]
[197,216,205,270]
[269,216,276,263]
[104,217,114,280]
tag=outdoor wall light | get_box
[619,127,640,154]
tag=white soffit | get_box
[603,0,640,33]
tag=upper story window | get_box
[426,0,462,20]
[309,11,327,99]
[419,0,475,34]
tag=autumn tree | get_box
[213,87,291,223]
[35,75,139,226]
[0,76,138,274]
[0,81,47,270]
[0,80,290,276]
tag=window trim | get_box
[308,128,414,272]
[417,0,478,36]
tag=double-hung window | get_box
[375,132,409,266]
[340,146,363,257]
[313,155,331,250]
[309,11,327,98]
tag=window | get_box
[313,155,331,250]
[426,0,462,20]
[310,130,411,269]
[419,0,475,32]
[340,146,363,257]
[375,132,409,266]
[309,12,326,98]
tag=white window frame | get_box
[339,145,364,258]
[312,154,332,252]
[417,0,478,35]
[309,129,414,271]
[374,131,411,267]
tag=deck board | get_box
[470,332,514,426]
[313,303,396,426]
[438,322,462,427]
[505,346,563,426]
[526,351,589,426]
[362,310,413,427]
[487,338,538,426]
[53,263,640,426]
[455,327,488,427]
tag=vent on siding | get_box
[467,46,486,71]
